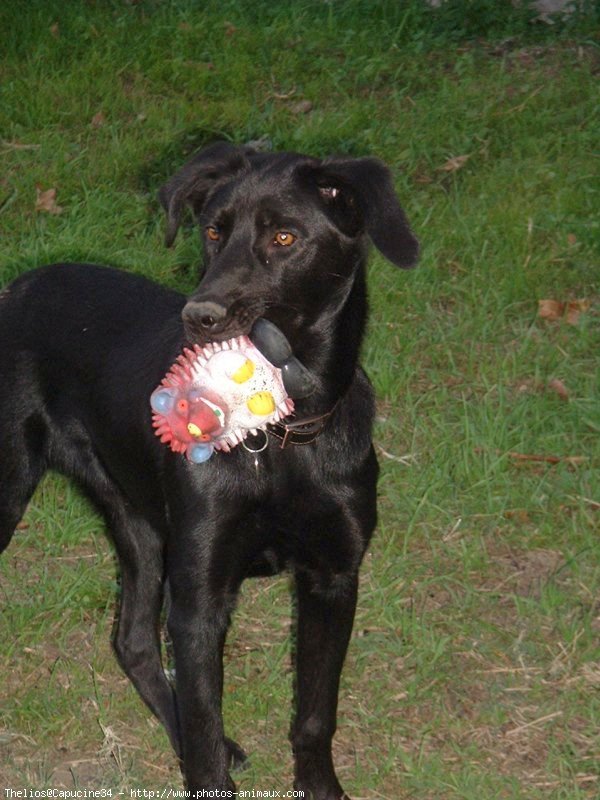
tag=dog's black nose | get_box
[183,300,228,332]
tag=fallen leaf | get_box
[538,297,590,325]
[0,140,40,151]
[290,99,313,115]
[565,298,590,325]
[507,451,587,466]
[272,88,296,100]
[91,110,106,128]
[476,447,588,468]
[508,452,561,464]
[414,171,433,184]
[438,154,470,172]
[547,377,570,400]
[35,186,63,215]
[504,509,532,524]
[538,298,564,321]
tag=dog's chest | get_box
[237,475,364,579]
[177,441,371,581]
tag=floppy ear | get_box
[158,142,253,247]
[310,157,419,268]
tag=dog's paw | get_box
[225,736,248,772]
[294,782,350,800]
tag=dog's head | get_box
[159,143,418,351]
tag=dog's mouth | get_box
[181,300,316,399]
[182,301,316,400]
[182,299,260,347]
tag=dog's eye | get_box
[206,226,220,242]
[274,231,297,247]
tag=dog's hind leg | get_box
[109,512,182,756]
[0,414,47,555]
[49,435,182,759]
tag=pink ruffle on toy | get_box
[151,336,295,463]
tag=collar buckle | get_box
[267,405,337,449]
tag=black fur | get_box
[0,144,418,799]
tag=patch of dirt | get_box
[487,548,565,598]
[50,758,110,789]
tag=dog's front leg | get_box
[167,566,235,793]
[291,569,359,800]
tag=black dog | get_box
[0,143,418,798]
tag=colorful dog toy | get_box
[150,319,316,463]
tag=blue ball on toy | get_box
[187,442,214,463]
[150,388,176,414]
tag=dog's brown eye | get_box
[274,231,296,247]
[206,226,220,242]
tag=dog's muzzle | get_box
[182,300,229,339]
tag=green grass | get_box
[1,1,599,797]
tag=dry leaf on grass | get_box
[565,299,590,325]
[476,448,587,467]
[35,186,63,215]
[290,99,313,115]
[91,111,106,128]
[504,509,532,524]
[0,139,40,152]
[507,451,587,466]
[538,298,564,321]
[438,154,470,172]
[547,378,570,400]
[414,172,434,184]
[538,298,590,325]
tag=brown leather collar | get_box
[267,404,338,449]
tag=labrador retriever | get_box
[0,143,418,798]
